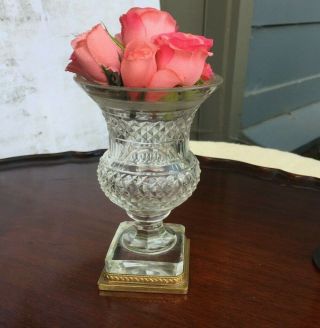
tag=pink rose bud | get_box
[121,40,157,88]
[152,32,213,87]
[66,24,122,84]
[201,63,214,81]
[148,69,181,89]
[120,7,177,45]
[146,69,182,102]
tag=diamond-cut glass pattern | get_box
[77,76,221,262]
[97,108,200,216]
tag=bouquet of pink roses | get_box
[66,7,214,89]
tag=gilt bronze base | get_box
[98,239,189,294]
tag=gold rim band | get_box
[103,271,184,285]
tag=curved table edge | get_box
[0,150,319,190]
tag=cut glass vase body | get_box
[76,77,222,280]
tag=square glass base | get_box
[98,221,189,294]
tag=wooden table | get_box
[1,153,320,327]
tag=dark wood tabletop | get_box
[1,153,320,328]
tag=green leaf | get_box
[101,22,124,51]
[163,112,175,121]
[162,92,180,102]
[195,79,205,85]
[101,66,123,86]
[184,89,202,100]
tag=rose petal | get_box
[121,40,157,87]
[65,60,90,79]
[201,63,214,81]
[140,10,177,40]
[73,41,107,83]
[86,24,121,72]
[148,69,181,88]
[115,33,123,44]
[71,31,89,49]
[156,45,174,70]
[146,69,182,101]
[120,12,146,45]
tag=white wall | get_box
[0,0,159,159]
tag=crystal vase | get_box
[76,76,222,293]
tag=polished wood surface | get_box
[1,155,320,327]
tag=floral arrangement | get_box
[66,7,214,89]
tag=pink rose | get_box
[201,63,214,81]
[148,69,181,89]
[120,7,177,45]
[149,32,213,88]
[121,40,157,88]
[66,24,122,84]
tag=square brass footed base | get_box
[98,239,190,294]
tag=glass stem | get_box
[134,220,166,240]
[121,211,177,255]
